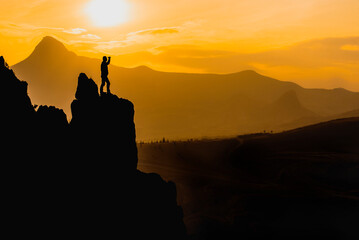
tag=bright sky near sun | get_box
[85,0,131,27]
[0,0,359,90]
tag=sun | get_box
[85,0,131,27]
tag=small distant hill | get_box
[257,90,319,130]
[266,91,315,120]
[12,36,359,140]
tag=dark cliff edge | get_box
[1,56,186,239]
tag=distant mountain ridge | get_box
[12,36,359,140]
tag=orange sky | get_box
[1,0,359,90]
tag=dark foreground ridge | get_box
[1,57,186,239]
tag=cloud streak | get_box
[76,27,181,52]
[128,27,179,36]
[0,22,103,42]
[80,34,101,40]
[63,28,87,34]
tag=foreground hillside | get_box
[12,36,359,140]
[138,118,359,239]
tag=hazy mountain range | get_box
[12,36,359,140]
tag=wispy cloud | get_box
[79,27,181,52]
[0,21,62,31]
[69,21,204,53]
[63,28,87,34]
[80,34,101,40]
[94,40,127,51]
[0,21,90,36]
[128,27,179,36]
[67,39,127,52]
[0,21,106,46]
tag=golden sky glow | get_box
[1,0,359,90]
[85,0,131,27]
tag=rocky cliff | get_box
[1,56,186,239]
[70,73,138,171]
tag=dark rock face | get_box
[37,105,68,131]
[75,72,99,101]
[1,58,186,239]
[71,73,138,170]
[1,56,35,129]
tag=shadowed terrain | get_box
[138,118,359,239]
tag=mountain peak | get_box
[31,36,69,57]
[38,36,66,48]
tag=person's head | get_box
[103,56,107,62]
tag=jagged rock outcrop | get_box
[37,105,68,131]
[1,56,35,129]
[68,73,186,239]
[70,73,138,170]
[1,58,186,239]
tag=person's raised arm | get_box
[107,56,111,65]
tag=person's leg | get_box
[100,77,105,95]
[106,77,111,93]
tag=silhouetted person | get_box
[101,56,111,95]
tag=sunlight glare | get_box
[85,0,131,27]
